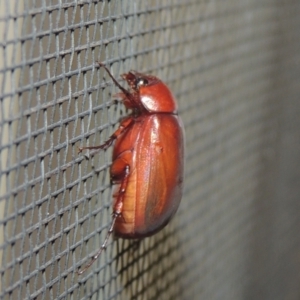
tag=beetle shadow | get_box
[115,224,186,299]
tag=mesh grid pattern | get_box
[1,1,300,299]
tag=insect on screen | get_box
[1,1,300,300]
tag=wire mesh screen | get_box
[1,0,300,299]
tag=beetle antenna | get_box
[96,62,132,99]
[77,212,119,275]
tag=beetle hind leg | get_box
[77,152,131,275]
[77,213,119,275]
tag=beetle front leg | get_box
[78,117,134,153]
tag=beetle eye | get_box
[137,78,148,87]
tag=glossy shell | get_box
[112,113,184,238]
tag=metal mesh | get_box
[1,0,300,299]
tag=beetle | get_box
[77,62,184,274]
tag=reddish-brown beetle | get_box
[77,62,184,274]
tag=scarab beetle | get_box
[77,62,184,274]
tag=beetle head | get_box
[121,71,178,114]
[121,71,160,92]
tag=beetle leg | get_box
[97,62,133,101]
[78,117,133,154]
[77,153,131,275]
[110,151,132,221]
[97,62,139,109]
[77,212,118,275]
